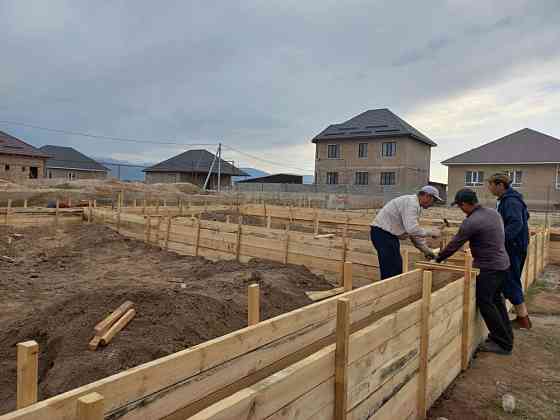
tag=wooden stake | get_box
[343,261,352,292]
[401,249,409,273]
[165,216,172,250]
[284,225,290,264]
[313,211,319,235]
[226,215,231,224]
[133,199,137,208]
[236,216,242,262]
[461,251,473,371]
[194,218,201,257]
[156,200,160,214]
[248,284,260,326]
[17,340,38,409]
[142,198,147,215]
[146,216,152,244]
[93,199,97,208]
[55,199,59,228]
[88,200,92,223]
[335,298,350,420]
[77,392,104,420]
[116,203,122,233]
[5,199,11,225]
[266,214,272,229]
[68,196,72,208]
[533,235,538,282]
[23,199,28,209]
[417,270,432,419]
[155,216,163,248]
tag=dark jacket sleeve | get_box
[436,222,472,263]
[502,199,524,243]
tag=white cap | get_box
[419,185,443,202]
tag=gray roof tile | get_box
[39,145,108,172]
[144,149,247,176]
[312,108,436,146]
[442,128,560,165]
[0,130,50,158]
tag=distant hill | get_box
[94,157,152,181]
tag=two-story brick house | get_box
[312,109,436,193]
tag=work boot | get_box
[479,340,512,355]
[511,316,532,330]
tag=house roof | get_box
[311,108,436,146]
[39,145,109,172]
[236,173,303,184]
[442,128,560,165]
[0,130,50,158]
[143,149,248,176]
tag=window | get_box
[22,166,26,172]
[5,164,10,171]
[355,171,369,185]
[326,172,339,185]
[327,144,341,159]
[465,171,484,186]
[380,172,396,185]
[381,142,397,157]
[358,143,368,158]
[67,172,77,180]
[507,170,522,186]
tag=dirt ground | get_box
[0,223,333,415]
[428,265,560,420]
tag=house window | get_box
[358,143,368,158]
[355,172,369,185]
[380,172,396,185]
[5,164,10,171]
[22,166,26,172]
[326,172,339,185]
[381,142,397,157]
[507,170,523,186]
[465,171,484,186]
[67,172,77,180]
[327,144,341,159]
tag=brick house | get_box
[443,128,560,210]
[312,109,436,193]
[39,145,109,180]
[143,149,247,188]
[0,130,49,182]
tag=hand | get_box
[424,249,437,260]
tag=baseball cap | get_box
[451,188,478,206]
[419,185,443,202]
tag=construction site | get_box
[1,184,559,420]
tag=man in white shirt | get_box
[371,186,442,279]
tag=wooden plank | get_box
[194,218,201,257]
[99,309,136,346]
[461,252,473,371]
[5,199,12,224]
[94,301,135,336]
[248,284,260,326]
[55,199,59,228]
[335,298,350,420]
[77,393,104,420]
[306,288,345,302]
[236,219,242,262]
[17,341,39,409]
[88,336,102,352]
[417,270,432,419]
[165,217,172,250]
[343,262,353,292]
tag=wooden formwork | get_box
[0,206,549,420]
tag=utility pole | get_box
[202,145,219,191]
[217,142,222,193]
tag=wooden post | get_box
[133,199,137,208]
[266,214,272,229]
[236,216,242,262]
[313,211,319,235]
[540,230,546,273]
[194,218,201,257]
[156,200,160,214]
[343,261,352,292]
[417,270,432,419]
[401,249,409,273]
[461,251,473,371]
[248,284,260,326]
[88,200,92,223]
[116,202,122,233]
[142,198,147,215]
[5,199,11,225]
[17,341,38,409]
[93,199,97,208]
[23,199,28,209]
[284,225,290,264]
[155,216,163,247]
[77,392,104,420]
[335,298,350,420]
[146,216,152,244]
[165,216,172,250]
[226,215,231,224]
[163,199,167,208]
[533,235,538,282]
[55,199,59,228]
[179,200,183,216]
[68,196,72,208]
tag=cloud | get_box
[0,0,559,180]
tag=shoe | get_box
[479,340,512,355]
[511,316,532,330]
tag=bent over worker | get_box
[371,186,442,280]
[436,189,513,355]
[487,173,532,329]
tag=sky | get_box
[1,0,560,182]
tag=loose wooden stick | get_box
[17,341,39,409]
[94,301,135,336]
[99,309,136,346]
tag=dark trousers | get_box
[370,226,402,280]
[476,270,514,351]
[504,247,527,306]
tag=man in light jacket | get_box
[371,186,442,279]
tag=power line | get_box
[222,145,314,174]
[0,120,217,147]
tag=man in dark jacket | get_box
[487,173,532,329]
[436,189,513,355]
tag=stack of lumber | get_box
[89,301,136,351]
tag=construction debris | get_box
[89,301,135,351]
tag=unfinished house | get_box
[0,130,49,182]
[443,128,560,210]
[39,145,109,180]
[143,149,247,188]
[312,108,436,194]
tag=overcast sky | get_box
[1,0,560,182]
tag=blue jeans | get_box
[370,226,402,280]
[504,246,527,305]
